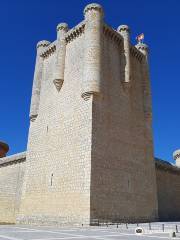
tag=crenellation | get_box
[40,22,86,59]
[40,42,56,58]
[130,46,144,62]
[37,40,51,50]
[103,24,122,46]
[65,21,85,43]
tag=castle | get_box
[0,3,180,226]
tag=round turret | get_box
[82,3,104,100]
[0,141,9,158]
[83,3,104,17]
[136,43,149,56]
[117,25,131,83]
[117,24,130,33]
[56,23,68,40]
[56,23,68,32]
[173,149,180,168]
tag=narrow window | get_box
[128,179,130,188]
[50,173,53,186]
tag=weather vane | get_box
[136,33,144,43]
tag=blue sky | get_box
[0,0,180,163]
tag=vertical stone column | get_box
[30,40,50,122]
[136,43,152,122]
[117,25,131,83]
[53,23,68,91]
[81,3,104,100]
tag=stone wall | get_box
[156,159,180,221]
[17,25,92,225]
[90,30,158,223]
[0,152,26,223]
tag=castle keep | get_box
[0,3,180,225]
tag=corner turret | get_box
[53,23,68,92]
[117,25,131,83]
[136,43,149,58]
[135,42,152,122]
[56,23,68,40]
[82,3,104,100]
[30,40,50,122]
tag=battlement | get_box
[37,40,51,49]
[39,21,85,58]
[65,21,85,43]
[37,8,145,63]
[130,46,144,62]
[39,25,144,63]
[103,24,122,47]
[40,40,56,58]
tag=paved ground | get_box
[0,223,180,240]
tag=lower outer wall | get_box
[156,167,180,221]
[0,160,25,223]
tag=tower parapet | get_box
[173,150,180,168]
[81,3,104,100]
[117,25,131,83]
[53,23,68,92]
[30,40,50,122]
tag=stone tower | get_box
[17,3,158,225]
